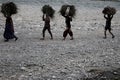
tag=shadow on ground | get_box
[84,68,120,80]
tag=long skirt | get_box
[3,25,16,40]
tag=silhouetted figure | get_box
[41,14,53,40]
[63,15,73,40]
[4,16,18,42]
[104,14,115,39]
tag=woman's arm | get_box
[104,14,107,19]
[110,15,113,19]
[10,18,14,32]
[42,14,45,21]
[69,16,72,21]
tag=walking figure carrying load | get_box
[102,6,116,39]
[41,5,55,40]
[60,5,76,40]
[1,2,18,42]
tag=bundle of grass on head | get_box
[1,2,18,17]
[42,5,55,18]
[60,5,76,18]
[102,6,116,15]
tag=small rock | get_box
[113,72,117,75]
[118,62,120,64]
[87,69,103,74]
[21,67,29,72]
[10,75,16,78]
[40,65,45,69]
[52,75,56,78]
[29,72,32,76]
[60,71,67,75]
[21,67,27,70]
[19,75,28,80]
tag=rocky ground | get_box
[0,2,120,80]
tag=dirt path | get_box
[0,4,120,80]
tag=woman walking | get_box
[41,5,55,40]
[104,14,114,39]
[42,14,53,40]
[63,15,73,40]
[1,2,18,42]
[102,6,116,39]
[60,5,76,40]
[4,16,18,42]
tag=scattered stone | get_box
[18,75,28,80]
[20,67,30,72]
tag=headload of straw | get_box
[102,6,116,15]
[41,5,55,18]
[1,2,18,17]
[60,5,76,17]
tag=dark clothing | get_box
[43,16,50,27]
[3,17,17,40]
[104,14,115,38]
[42,26,52,38]
[63,16,73,38]
[42,15,53,39]
[104,15,113,31]
[65,16,72,28]
[105,26,111,31]
[63,29,73,37]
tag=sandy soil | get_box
[0,3,120,80]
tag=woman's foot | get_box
[103,36,107,39]
[40,38,45,40]
[63,37,66,40]
[15,37,18,41]
[51,37,53,40]
[70,37,74,40]
[112,35,115,38]
[4,39,9,42]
